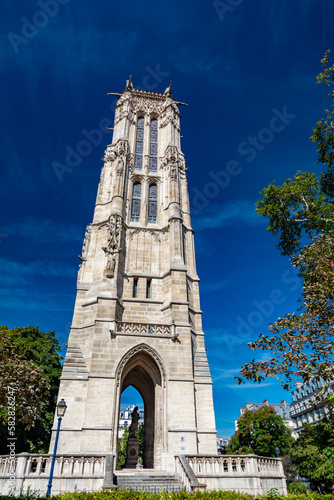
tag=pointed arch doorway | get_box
[113,344,166,469]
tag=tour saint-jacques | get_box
[0,79,287,495]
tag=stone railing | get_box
[181,455,286,495]
[185,455,283,477]
[0,453,109,496]
[115,321,172,337]
[23,454,105,477]
[175,455,206,492]
[256,457,284,476]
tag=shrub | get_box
[287,481,310,494]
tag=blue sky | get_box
[1,0,333,438]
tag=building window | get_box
[131,182,141,222]
[148,183,157,223]
[133,278,138,298]
[135,117,144,170]
[149,118,158,171]
[146,279,151,299]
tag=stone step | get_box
[115,471,183,491]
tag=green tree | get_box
[135,423,144,464]
[238,51,334,391]
[226,406,293,457]
[291,418,334,493]
[0,325,62,454]
[117,427,129,469]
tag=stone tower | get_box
[51,79,217,471]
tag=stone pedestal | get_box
[125,437,140,468]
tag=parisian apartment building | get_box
[290,378,334,435]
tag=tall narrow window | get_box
[146,279,151,299]
[148,183,157,223]
[133,278,138,298]
[135,117,144,170]
[131,182,141,222]
[149,118,158,172]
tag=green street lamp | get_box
[46,399,67,497]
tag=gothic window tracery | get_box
[135,117,144,170]
[131,182,141,222]
[148,183,157,223]
[149,118,158,172]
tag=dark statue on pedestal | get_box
[125,406,142,469]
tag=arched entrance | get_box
[113,344,166,469]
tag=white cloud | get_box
[225,381,274,389]
[212,368,241,381]
[193,200,264,231]
[0,287,74,312]
[206,328,248,347]
[3,216,83,244]
[0,258,76,283]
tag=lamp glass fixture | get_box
[56,399,67,417]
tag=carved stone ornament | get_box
[115,140,130,158]
[178,155,187,172]
[80,224,92,260]
[115,342,167,388]
[116,158,124,176]
[110,329,117,339]
[101,214,123,278]
[117,90,133,107]
[170,164,177,180]
[125,75,133,90]
[162,145,180,179]
[132,97,163,116]
[128,227,161,243]
[160,108,180,132]
[164,145,178,164]
[77,263,82,285]
[103,149,116,163]
[114,91,134,125]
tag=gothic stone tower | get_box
[51,79,217,471]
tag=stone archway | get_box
[113,344,166,469]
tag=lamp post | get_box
[46,399,67,497]
[274,446,280,458]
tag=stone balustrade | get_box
[0,453,108,496]
[175,455,206,492]
[186,455,283,477]
[0,453,286,496]
[179,455,287,495]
